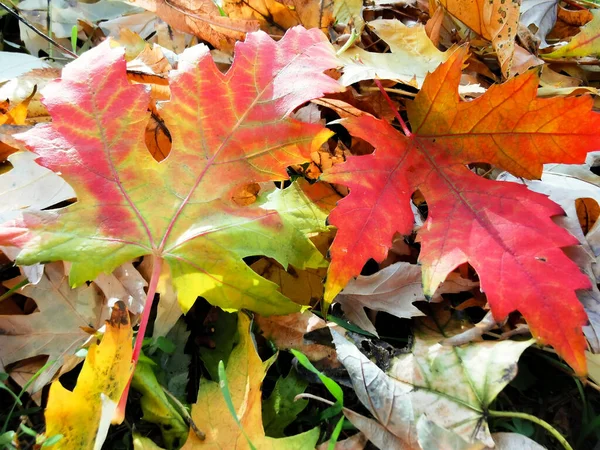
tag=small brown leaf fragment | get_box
[231,182,261,206]
[145,101,172,162]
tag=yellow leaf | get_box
[44,301,133,450]
[545,9,600,59]
[182,313,319,449]
[0,86,37,126]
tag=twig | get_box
[0,1,77,59]
[161,386,205,440]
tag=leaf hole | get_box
[412,190,428,220]
[576,197,600,235]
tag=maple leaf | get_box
[322,47,599,375]
[182,313,320,449]
[44,301,133,449]
[337,19,452,88]
[331,306,533,447]
[0,27,343,315]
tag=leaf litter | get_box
[2,0,600,449]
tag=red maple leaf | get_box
[322,47,599,375]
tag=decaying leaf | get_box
[520,0,559,48]
[44,301,133,450]
[332,306,533,448]
[256,311,340,366]
[336,261,478,336]
[0,262,109,393]
[126,0,260,52]
[323,46,599,375]
[182,313,320,449]
[0,28,344,316]
[223,0,334,37]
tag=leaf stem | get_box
[115,257,164,420]
[0,278,28,303]
[374,79,411,137]
[132,256,163,364]
[488,409,573,450]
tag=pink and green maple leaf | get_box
[0,27,343,315]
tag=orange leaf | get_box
[438,0,519,77]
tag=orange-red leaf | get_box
[323,47,598,375]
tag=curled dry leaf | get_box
[256,311,340,367]
[336,261,478,336]
[520,0,559,48]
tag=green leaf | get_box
[263,368,309,437]
[131,358,188,450]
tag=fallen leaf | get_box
[256,311,340,366]
[223,0,334,37]
[332,306,533,447]
[94,262,148,315]
[437,0,519,77]
[337,19,453,87]
[336,261,478,336]
[0,152,74,219]
[520,0,558,48]
[44,301,133,450]
[322,46,598,375]
[0,87,37,126]
[262,368,309,437]
[130,0,259,51]
[0,29,343,316]
[0,262,109,393]
[182,313,320,449]
[0,52,50,83]
[488,432,546,450]
[498,165,600,351]
[131,359,188,449]
[545,9,600,59]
